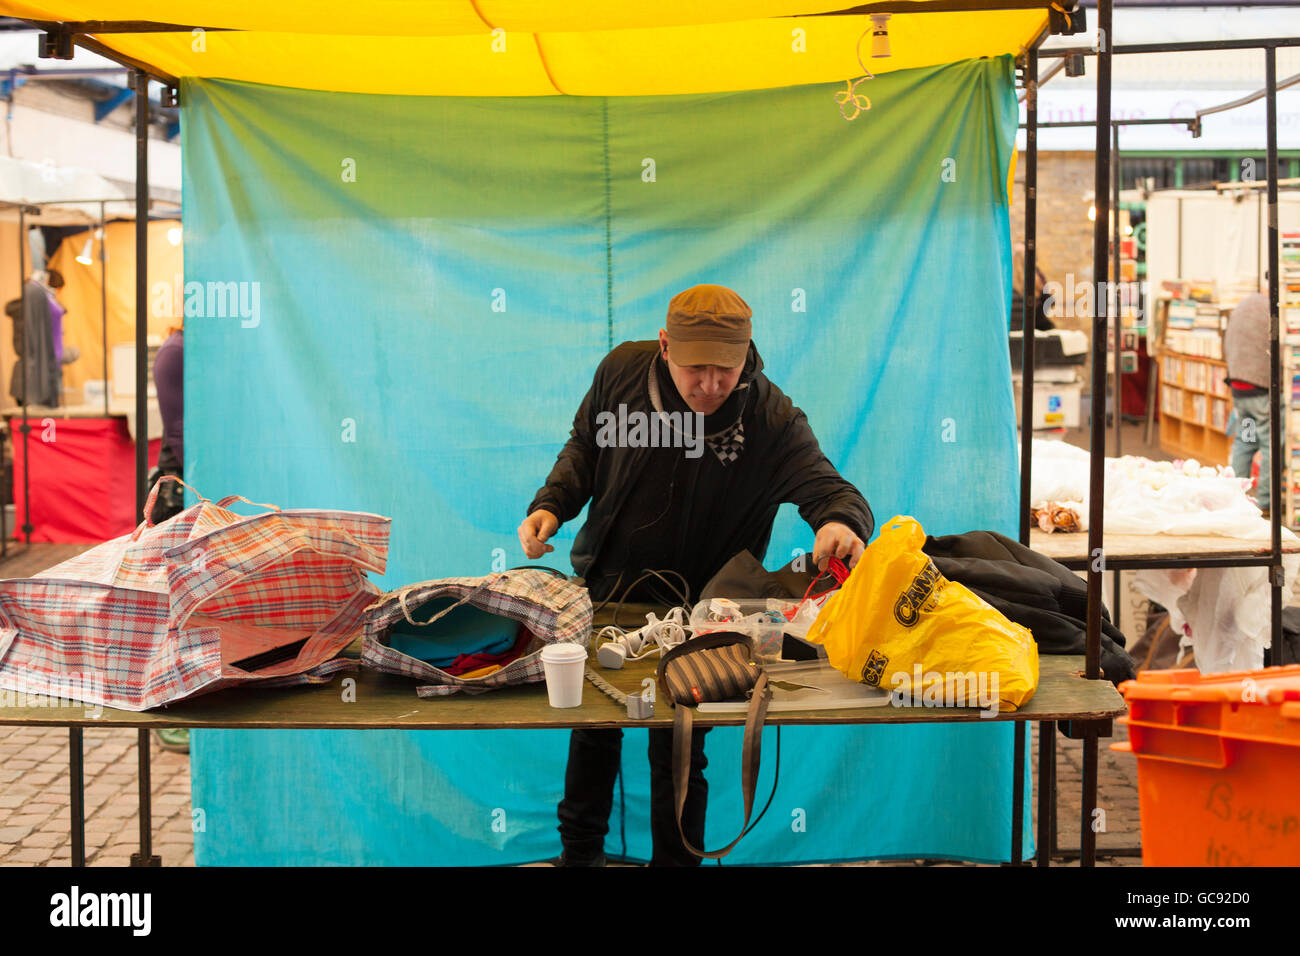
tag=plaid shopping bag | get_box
[362,568,592,697]
[0,477,390,711]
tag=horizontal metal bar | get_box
[1198,71,1300,119]
[1215,177,1300,191]
[67,34,178,88]
[1028,117,1196,128]
[1054,846,1143,859]
[25,18,231,35]
[1054,555,1281,571]
[1044,36,1300,56]
[0,197,134,206]
[8,66,129,78]
[798,0,1067,13]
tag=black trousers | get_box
[557,726,710,866]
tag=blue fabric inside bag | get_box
[387,597,518,666]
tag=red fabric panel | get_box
[9,416,160,543]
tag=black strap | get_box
[672,672,772,860]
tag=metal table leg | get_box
[69,727,85,867]
[130,728,160,866]
[1010,721,1025,864]
[1081,727,1098,867]
[1036,720,1054,867]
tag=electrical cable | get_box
[610,568,690,630]
[509,564,568,578]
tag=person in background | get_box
[150,320,188,754]
[151,320,185,521]
[42,270,81,373]
[1224,293,1272,516]
[1009,243,1055,332]
[6,268,77,407]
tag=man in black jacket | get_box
[519,284,874,866]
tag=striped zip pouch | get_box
[657,631,771,861]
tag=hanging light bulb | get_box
[870,14,891,58]
[75,237,93,265]
[1087,204,1097,222]
[167,226,182,246]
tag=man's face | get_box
[658,329,745,415]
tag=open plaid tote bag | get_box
[362,568,592,697]
[0,477,390,711]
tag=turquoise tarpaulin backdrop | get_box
[181,55,1029,865]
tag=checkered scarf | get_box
[361,569,592,697]
[705,420,745,465]
[647,358,748,466]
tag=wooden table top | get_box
[1029,529,1299,564]
[0,650,1123,730]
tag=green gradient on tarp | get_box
[183,56,1030,866]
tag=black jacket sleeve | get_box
[526,357,605,524]
[770,405,875,544]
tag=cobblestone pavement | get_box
[0,727,194,867]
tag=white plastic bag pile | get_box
[1025,439,1299,672]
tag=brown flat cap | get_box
[665,284,752,367]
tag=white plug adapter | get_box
[597,643,628,669]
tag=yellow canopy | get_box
[2,1,1048,95]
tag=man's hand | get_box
[813,521,865,570]
[518,509,559,560]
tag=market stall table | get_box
[0,621,1124,867]
[5,402,162,542]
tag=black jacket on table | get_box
[922,529,1138,685]
[528,340,874,603]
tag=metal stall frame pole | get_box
[3,206,17,560]
[17,206,31,546]
[131,68,160,868]
[1083,0,1114,870]
[1111,123,1122,461]
[14,202,85,861]
[100,200,109,417]
[1266,48,1284,665]
[1017,37,1042,867]
[1111,123,1123,634]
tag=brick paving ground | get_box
[0,717,1143,868]
[0,727,194,866]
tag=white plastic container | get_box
[688,597,829,660]
[540,643,588,708]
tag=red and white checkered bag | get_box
[0,477,390,712]
[362,568,591,697]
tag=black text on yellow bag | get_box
[657,632,773,860]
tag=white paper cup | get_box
[540,643,588,708]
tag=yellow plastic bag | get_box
[805,515,1039,714]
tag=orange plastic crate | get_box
[1115,665,1300,866]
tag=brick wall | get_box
[1011,150,1103,389]
[1010,150,1100,333]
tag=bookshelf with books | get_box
[1283,233,1300,527]
[1157,292,1231,464]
